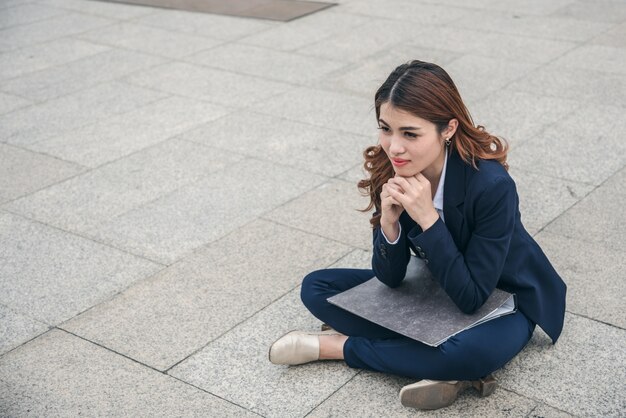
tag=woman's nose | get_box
[388,136,405,155]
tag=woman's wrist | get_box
[380,218,400,242]
[418,210,440,231]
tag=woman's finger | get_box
[387,186,410,205]
[404,175,422,190]
[413,172,431,188]
[391,176,411,191]
[385,180,405,195]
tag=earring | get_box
[445,138,451,147]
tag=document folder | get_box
[327,255,516,347]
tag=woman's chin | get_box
[393,166,420,177]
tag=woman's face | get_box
[378,102,447,178]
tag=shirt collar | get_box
[433,148,448,212]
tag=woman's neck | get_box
[422,149,446,197]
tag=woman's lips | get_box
[391,158,409,167]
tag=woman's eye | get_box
[377,126,390,133]
[405,132,417,138]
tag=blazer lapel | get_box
[443,150,467,247]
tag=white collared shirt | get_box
[382,148,448,244]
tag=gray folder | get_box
[327,255,516,346]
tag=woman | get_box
[268,60,567,410]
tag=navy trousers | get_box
[301,268,536,381]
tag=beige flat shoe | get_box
[268,329,340,365]
[399,375,497,410]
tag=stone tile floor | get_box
[1,0,625,416]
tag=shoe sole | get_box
[399,380,469,410]
[399,376,497,410]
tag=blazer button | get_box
[424,258,429,264]
[416,246,422,252]
[418,250,426,258]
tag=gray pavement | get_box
[1,0,625,416]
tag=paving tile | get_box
[169,286,358,417]
[471,90,580,148]
[296,18,427,63]
[77,21,221,59]
[338,0,469,24]
[0,81,167,145]
[507,105,626,185]
[1,49,167,102]
[179,109,369,176]
[0,212,162,324]
[265,179,373,250]
[0,11,113,52]
[0,37,110,82]
[308,45,461,98]
[544,167,626,252]
[308,371,536,417]
[0,329,256,417]
[404,26,577,64]
[0,303,49,355]
[452,10,611,42]
[443,55,539,104]
[135,8,276,41]
[29,96,233,167]
[549,44,626,75]
[248,87,375,137]
[527,403,575,418]
[337,161,368,184]
[483,0,575,16]
[329,248,372,270]
[0,143,85,204]
[535,231,625,329]
[185,43,346,84]
[0,3,67,30]
[0,92,31,115]
[130,0,260,15]
[124,61,293,107]
[416,0,495,8]
[508,168,594,236]
[231,0,335,21]
[509,65,626,108]
[591,21,626,47]
[83,158,328,263]
[546,101,626,149]
[63,219,351,370]
[496,313,626,417]
[550,0,626,23]
[2,139,239,233]
[36,0,157,19]
[239,9,370,51]
[0,0,39,9]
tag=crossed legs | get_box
[300,268,535,381]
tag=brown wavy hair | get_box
[358,60,508,227]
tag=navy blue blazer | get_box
[372,149,567,344]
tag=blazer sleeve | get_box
[371,213,411,288]
[408,176,517,314]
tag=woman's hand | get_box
[387,174,440,230]
[380,181,404,241]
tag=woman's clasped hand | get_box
[381,173,440,237]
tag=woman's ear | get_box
[445,119,459,137]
